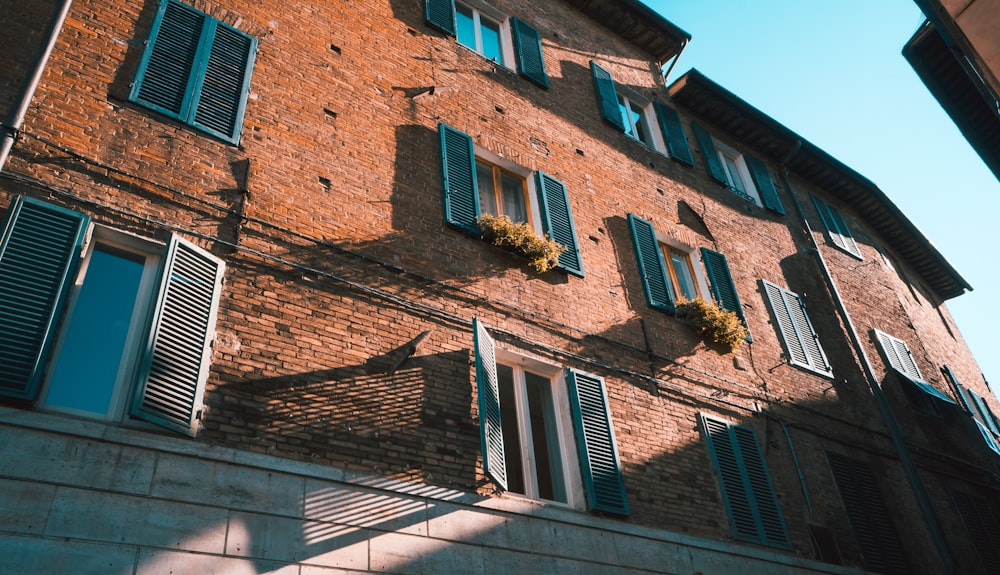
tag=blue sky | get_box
[649,1,1000,394]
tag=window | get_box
[760,280,832,377]
[943,366,1000,455]
[952,490,1000,574]
[700,414,790,548]
[826,452,910,574]
[691,122,786,215]
[627,215,749,329]
[474,319,629,515]
[130,0,257,144]
[425,0,549,88]
[589,62,694,164]
[0,196,224,436]
[439,123,583,276]
[812,195,862,259]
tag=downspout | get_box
[0,0,74,172]
[779,141,955,573]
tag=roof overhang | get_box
[903,20,1000,183]
[668,69,972,300]
[563,0,690,63]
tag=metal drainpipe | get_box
[0,0,74,173]
[779,141,955,573]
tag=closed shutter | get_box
[691,122,727,185]
[701,415,790,547]
[874,330,922,380]
[761,280,831,376]
[953,491,1000,575]
[537,172,583,276]
[0,197,89,400]
[510,17,548,89]
[567,369,629,516]
[590,61,625,131]
[653,102,694,166]
[745,154,785,215]
[827,452,909,575]
[191,21,256,143]
[472,318,507,490]
[628,214,674,312]
[132,0,204,118]
[424,0,456,36]
[438,123,480,234]
[132,236,224,436]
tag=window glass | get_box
[456,5,476,52]
[498,364,526,494]
[722,154,746,195]
[455,4,505,65]
[526,370,565,502]
[668,249,698,300]
[476,159,498,217]
[476,159,528,224]
[618,95,652,147]
[480,16,504,63]
[499,171,527,223]
[44,244,148,416]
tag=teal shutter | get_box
[628,214,674,312]
[701,415,790,548]
[745,154,785,215]
[943,366,975,413]
[537,172,583,276]
[952,491,1000,574]
[473,319,507,490]
[653,102,694,166]
[590,61,625,131]
[812,196,862,258]
[510,18,548,89]
[425,0,456,36]
[439,123,480,234]
[131,0,255,144]
[691,122,727,185]
[761,280,831,376]
[0,197,89,400]
[567,369,629,516]
[132,237,223,435]
[700,248,751,341]
[827,452,910,575]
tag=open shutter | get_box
[701,415,790,548]
[827,452,910,575]
[567,369,629,516]
[953,491,1000,574]
[943,366,975,413]
[812,196,861,258]
[0,197,89,400]
[131,0,205,119]
[473,318,507,490]
[653,102,694,166]
[511,17,548,88]
[628,214,674,312]
[537,172,583,276]
[424,0,456,36]
[700,248,750,341]
[132,236,223,436]
[761,280,831,376]
[590,61,625,131]
[691,122,727,185]
[874,330,921,380]
[439,123,480,234]
[190,20,256,144]
[745,154,785,215]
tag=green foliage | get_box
[477,214,567,273]
[675,297,749,352]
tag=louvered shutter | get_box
[701,248,751,342]
[536,172,583,276]
[190,21,256,144]
[653,102,694,166]
[132,236,223,436]
[473,319,507,490]
[510,17,548,89]
[132,1,204,119]
[953,491,1000,574]
[874,330,922,380]
[0,197,89,400]
[590,61,625,131]
[827,452,910,575]
[424,0,456,36]
[567,369,629,516]
[701,415,790,548]
[439,123,480,234]
[628,214,674,312]
[943,366,975,413]
[691,122,727,185]
[761,280,831,376]
[812,196,861,258]
[744,154,785,215]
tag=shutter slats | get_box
[691,122,727,185]
[812,195,862,258]
[424,0,456,36]
[568,369,629,516]
[653,102,694,166]
[134,1,203,115]
[744,154,785,215]
[510,17,548,89]
[439,124,480,234]
[0,198,89,398]
[761,280,831,376]
[537,172,583,276]
[193,23,254,140]
[628,214,674,312]
[590,61,625,131]
[953,491,1000,574]
[473,319,507,490]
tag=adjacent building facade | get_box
[1,1,998,574]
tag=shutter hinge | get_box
[195,409,203,421]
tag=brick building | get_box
[1,0,998,573]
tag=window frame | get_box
[454,1,515,67]
[474,153,535,228]
[617,92,666,152]
[714,140,762,206]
